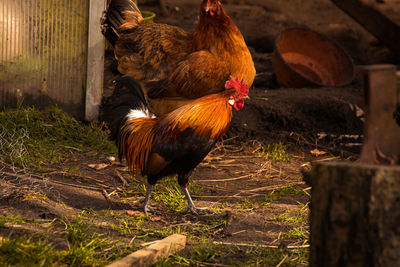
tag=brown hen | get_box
[102,0,255,115]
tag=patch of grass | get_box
[243,247,308,266]
[152,176,204,213]
[0,213,132,266]
[156,243,233,266]
[153,179,186,213]
[0,107,117,171]
[0,235,61,266]
[267,207,308,225]
[0,215,30,227]
[237,185,308,209]
[119,175,204,214]
[61,216,121,266]
[157,243,309,266]
[111,215,174,240]
[259,142,291,162]
[60,214,131,265]
[281,227,309,243]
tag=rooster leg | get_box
[180,186,210,214]
[144,184,156,215]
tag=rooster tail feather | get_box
[120,119,155,175]
[101,0,143,46]
[116,79,156,174]
[104,76,151,162]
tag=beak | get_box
[244,95,250,100]
[204,4,212,12]
[204,0,215,13]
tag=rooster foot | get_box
[184,205,214,215]
[144,205,157,215]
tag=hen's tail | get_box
[104,76,151,160]
[101,0,143,46]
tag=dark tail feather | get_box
[101,0,142,46]
[102,76,148,161]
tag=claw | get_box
[143,184,156,215]
[181,185,214,214]
[144,204,157,215]
[184,205,213,215]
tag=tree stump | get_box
[310,161,400,266]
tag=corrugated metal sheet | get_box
[0,0,90,118]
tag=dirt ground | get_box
[1,0,400,265]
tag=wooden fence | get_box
[0,0,104,120]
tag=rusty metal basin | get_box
[272,28,355,88]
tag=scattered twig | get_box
[233,182,304,196]
[102,189,111,201]
[197,173,252,183]
[228,155,262,159]
[231,230,247,236]
[276,254,288,267]
[47,170,110,188]
[169,221,199,228]
[212,241,309,249]
[191,195,241,199]
[1,170,109,192]
[115,170,128,185]
[302,187,311,197]
[192,261,233,267]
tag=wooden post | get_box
[359,65,400,164]
[310,161,400,266]
[85,0,105,121]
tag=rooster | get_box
[107,75,249,214]
[102,0,255,115]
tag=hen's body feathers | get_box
[102,0,256,115]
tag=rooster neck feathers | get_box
[158,92,233,140]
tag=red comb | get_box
[225,76,249,96]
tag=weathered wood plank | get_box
[85,0,105,121]
[106,234,187,267]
